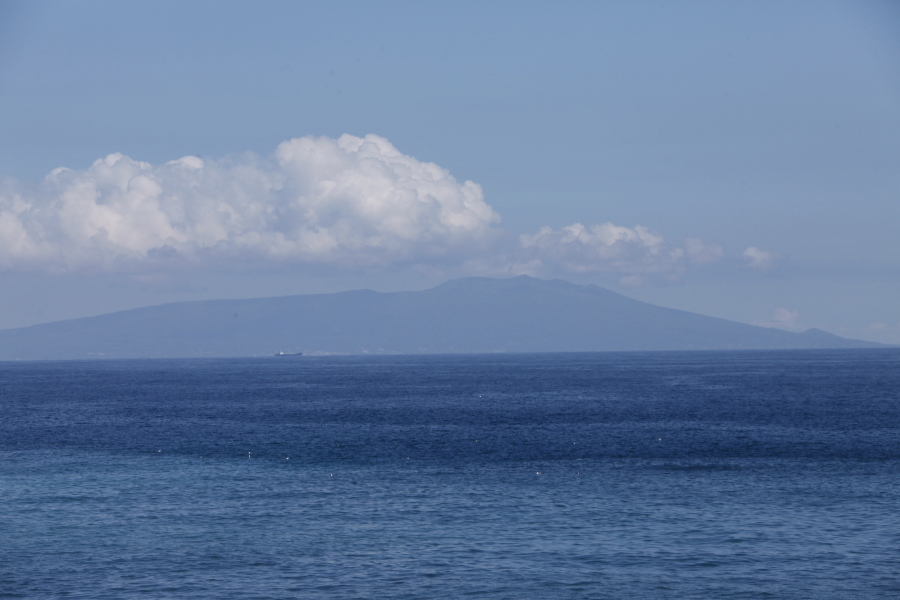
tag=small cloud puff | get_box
[0,134,498,272]
[743,246,779,271]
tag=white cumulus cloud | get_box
[515,223,725,282]
[519,223,683,274]
[0,134,499,272]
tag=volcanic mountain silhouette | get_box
[0,276,882,359]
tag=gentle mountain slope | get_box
[0,276,882,359]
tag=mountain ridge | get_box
[0,275,883,359]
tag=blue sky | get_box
[1,0,898,343]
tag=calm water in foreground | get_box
[1,350,898,599]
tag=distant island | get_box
[0,275,884,360]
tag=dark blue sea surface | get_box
[1,349,898,599]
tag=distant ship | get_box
[274,351,303,356]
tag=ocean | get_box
[1,349,898,599]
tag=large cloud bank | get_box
[0,135,498,271]
[0,134,767,280]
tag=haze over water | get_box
[2,349,898,599]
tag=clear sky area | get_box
[1,0,898,343]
